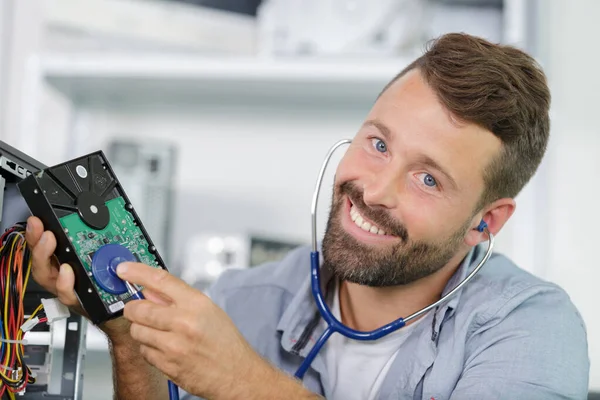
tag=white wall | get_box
[0,0,44,146]
[537,0,600,391]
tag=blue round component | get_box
[91,244,136,295]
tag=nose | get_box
[362,166,401,209]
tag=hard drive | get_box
[18,151,167,324]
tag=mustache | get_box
[339,182,409,242]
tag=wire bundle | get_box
[0,224,42,399]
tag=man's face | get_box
[322,69,502,287]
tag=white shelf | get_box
[41,53,413,108]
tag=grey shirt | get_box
[182,245,589,399]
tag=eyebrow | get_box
[363,119,459,190]
[363,120,392,142]
[415,154,459,190]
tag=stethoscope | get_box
[294,139,495,379]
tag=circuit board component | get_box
[59,196,158,312]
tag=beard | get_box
[321,181,473,287]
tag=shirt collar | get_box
[440,244,484,309]
[276,250,331,352]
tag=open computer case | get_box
[0,140,85,399]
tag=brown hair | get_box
[383,33,551,208]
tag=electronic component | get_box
[40,298,70,324]
[0,140,86,399]
[21,316,42,333]
[18,151,167,324]
[0,141,44,229]
[91,244,137,296]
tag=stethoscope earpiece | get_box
[477,220,488,233]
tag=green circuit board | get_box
[59,196,159,311]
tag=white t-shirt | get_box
[323,282,427,400]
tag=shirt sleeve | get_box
[450,285,589,400]
[179,389,200,400]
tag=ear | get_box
[464,198,516,247]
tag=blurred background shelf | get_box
[42,53,412,107]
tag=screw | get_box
[88,288,92,293]
[33,189,39,194]
[66,248,70,253]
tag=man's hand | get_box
[25,216,317,399]
[24,216,130,337]
[117,262,316,400]
[25,216,170,399]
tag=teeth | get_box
[355,215,364,226]
[350,205,386,235]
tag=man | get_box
[25,33,589,399]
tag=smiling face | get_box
[322,69,503,287]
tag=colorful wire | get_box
[0,225,43,397]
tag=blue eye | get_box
[372,138,387,153]
[423,174,437,187]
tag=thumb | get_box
[55,264,80,308]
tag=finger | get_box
[25,216,44,247]
[30,231,59,289]
[55,263,80,308]
[31,231,57,267]
[123,300,178,331]
[130,322,173,350]
[138,344,178,381]
[117,262,194,305]
[141,288,172,307]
